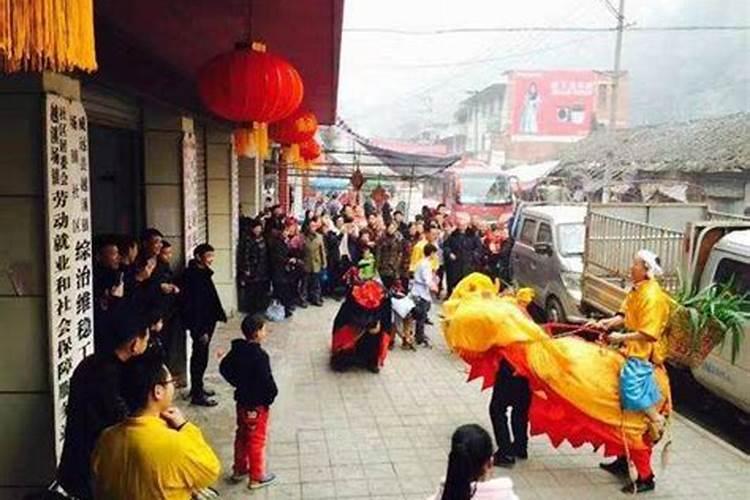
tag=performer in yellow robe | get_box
[590,249,673,493]
[442,266,672,496]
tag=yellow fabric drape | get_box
[442,273,671,448]
[0,0,97,73]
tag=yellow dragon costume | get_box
[442,273,671,479]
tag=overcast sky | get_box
[337,0,749,138]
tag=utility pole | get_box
[603,0,625,203]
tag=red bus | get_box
[443,159,517,223]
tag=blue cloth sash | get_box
[620,357,661,411]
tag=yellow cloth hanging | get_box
[0,0,97,73]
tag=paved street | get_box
[182,301,749,500]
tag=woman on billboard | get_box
[519,82,541,134]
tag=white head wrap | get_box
[636,249,663,278]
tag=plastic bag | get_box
[265,299,286,322]
[391,295,416,319]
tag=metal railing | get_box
[585,212,685,293]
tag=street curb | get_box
[672,413,749,460]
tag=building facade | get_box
[448,70,629,165]
[0,1,343,496]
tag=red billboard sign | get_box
[510,70,596,137]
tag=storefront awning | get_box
[505,161,560,191]
[358,142,461,178]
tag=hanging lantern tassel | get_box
[0,0,97,73]
[233,127,257,158]
[281,144,301,166]
[253,122,270,160]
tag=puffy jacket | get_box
[219,339,278,407]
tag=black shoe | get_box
[621,475,655,494]
[313,301,324,307]
[298,301,308,309]
[190,395,218,407]
[285,309,293,318]
[202,388,216,397]
[511,447,528,460]
[425,318,434,325]
[493,452,516,468]
[368,365,381,374]
[599,457,629,477]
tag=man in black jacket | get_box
[444,217,483,296]
[267,227,296,318]
[220,315,278,488]
[239,218,270,315]
[93,236,124,353]
[181,243,227,406]
[151,240,182,375]
[55,307,150,499]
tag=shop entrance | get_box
[88,124,142,236]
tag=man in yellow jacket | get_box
[92,353,221,499]
[409,224,440,274]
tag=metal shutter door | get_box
[194,123,208,245]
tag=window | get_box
[520,219,537,245]
[713,258,750,296]
[536,223,552,244]
[557,223,586,256]
[458,174,513,205]
[598,84,608,108]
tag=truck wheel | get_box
[545,297,565,323]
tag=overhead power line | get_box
[344,25,750,35]
[597,0,623,21]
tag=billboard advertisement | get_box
[510,70,596,137]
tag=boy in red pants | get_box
[219,315,278,489]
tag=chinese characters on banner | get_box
[230,143,239,279]
[182,131,199,259]
[45,95,94,459]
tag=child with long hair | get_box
[431,424,518,500]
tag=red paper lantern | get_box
[197,43,303,123]
[269,109,318,145]
[299,138,322,162]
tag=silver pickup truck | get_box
[581,203,750,416]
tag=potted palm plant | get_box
[668,280,749,368]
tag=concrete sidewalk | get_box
[181,301,749,500]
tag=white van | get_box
[692,229,750,416]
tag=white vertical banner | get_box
[45,95,94,460]
[182,131,198,261]
[230,142,239,279]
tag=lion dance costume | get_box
[330,280,393,373]
[442,273,671,482]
